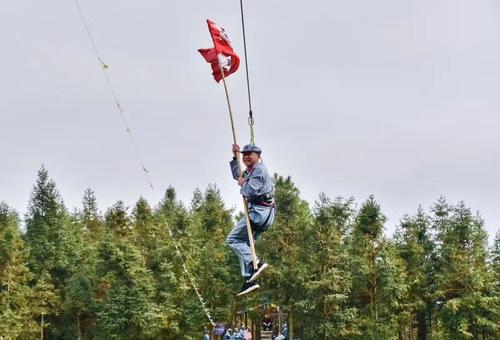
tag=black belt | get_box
[247,192,274,205]
[254,201,275,208]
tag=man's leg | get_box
[246,207,275,282]
[226,216,253,279]
[227,216,262,296]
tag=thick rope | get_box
[239,0,255,144]
[72,0,215,326]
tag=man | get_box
[227,144,275,296]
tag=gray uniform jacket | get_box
[229,159,274,203]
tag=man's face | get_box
[242,152,259,167]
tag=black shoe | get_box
[247,261,268,283]
[236,280,260,296]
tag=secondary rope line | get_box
[239,0,255,144]
[73,0,154,192]
[72,0,215,326]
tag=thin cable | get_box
[73,0,154,191]
[239,0,255,144]
[72,0,215,326]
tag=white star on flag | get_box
[217,53,232,71]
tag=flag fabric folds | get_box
[198,19,240,82]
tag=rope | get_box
[72,0,215,326]
[239,0,255,144]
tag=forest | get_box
[0,166,498,339]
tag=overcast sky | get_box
[1,0,499,241]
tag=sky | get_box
[1,0,499,242]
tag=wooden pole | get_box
[220,68,258,270]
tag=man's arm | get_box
[230,157,239,180]
[229,144,241,180]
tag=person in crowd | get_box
[262,313,272,331]
[282,324,289,340]
[224,328,233,340]
[274,333,284,340]
[244,327,252,340]
[233,327,243,340]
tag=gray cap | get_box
[241,144,262,154]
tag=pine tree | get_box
[0,203,37,338]
[32,273,60,339]
[132,195,186,338]
[104,200,131,238]
[189,185,236,330]
[350,196,407,339]
[24,167,81,338]
[94,239,160,338]
[63,272,95,339]
[132,197,157,261]
[159,186,191,238]
[155,187,196,337]
[81,188,102,241]
[394,207,435,340]
[301,194,359,338]
[488,232,500,338]
[190,188,203,212]
[491,232,500,280]
[25,166,68,278]
[432,199,494,339]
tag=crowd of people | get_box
[203,311,289,340]
[222,326,253,340]
[203,323,288,340]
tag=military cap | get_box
[241,144,262,154]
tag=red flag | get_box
[198,19,240,82]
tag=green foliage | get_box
[0,168,498,339]
[258,175,312,339]
[300,194,359,339]
[81,188,102,240]
[25,166,69,278]
[93,240,160,339]
[394,207,435,340]
[350,196,407,339]
[0,203,37,339]
[432,200,495,339]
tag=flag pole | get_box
[220,68,259,271]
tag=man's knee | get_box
[226,229,240,248]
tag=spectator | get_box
[282,324,289,340]
[224,328,233,340]
[244,327,252,340]
[274,333,284,340]
[262,314,272,331]
[203,328,210,340]
[233,327,243,340]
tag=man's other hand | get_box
[232,144,240,157]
